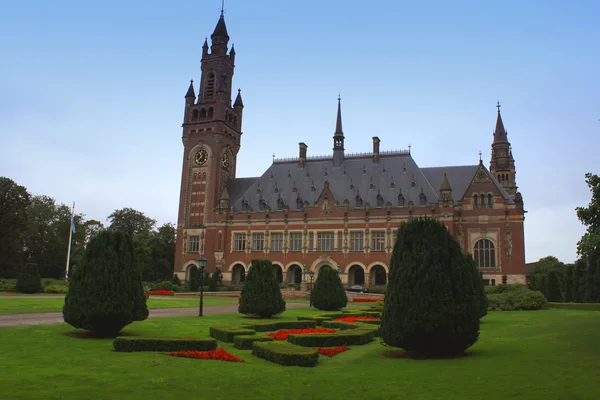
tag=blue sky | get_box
[1,0,598,263]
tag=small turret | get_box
[439,173,453,207]
[234,89,244,111]
[229,44,236,63]
[202,38,209,57]
[185,80,195,106]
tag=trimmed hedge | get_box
[487,288,547,311]
[287,328,375,347]
[113,337,217,352]
[252,341,319,367]
[361,311,382,318]
[210,326,256,342]
[234,335,274,350]
[241,320,316,332]
[297,316,334,326]
[548,302,600,311]
[322,320,380,337]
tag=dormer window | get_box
[355,195,363,208]
[296,196,303,210]
[241,197,248,212]
[376,192,384,207]
[277,197,284,210]
[259,199,266,211]
[397,193,405,207]
[419,191,427,206]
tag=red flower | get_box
[266,328,337,341]
[352,298,383,302]
[150,290,174,296]
[168,348,244,363]
[335,316,379,323]
[313,344,350,357]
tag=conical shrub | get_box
[16,263,42,294]
[311,266,347,311]
[464,254,488,319]
[239,259,286,318]
[381,217,480,357]
[63,230,149,335]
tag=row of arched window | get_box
[191,107,214,121]
[498,173,511,183]
[473,193,494,209]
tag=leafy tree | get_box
[26,195,85,279]
[546,270,564,302]
[528,256,566,298]
[63,230,149,335]
[0,177,31,278]
[239,259,286,318]
[208,272,220,292]
[107,207,156,236]
[16,263,41,294]
[83,219,104,246]
[571,259,587,303]
[576,173,600,301]
[381,217,480,357]
[310,266,347,311]
[564,263,574,302]
[170,274,181,286]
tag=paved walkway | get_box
[0,302,309,328]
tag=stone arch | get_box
[347,264,366,286]
[367,263,388,286]
[284,263,303,284]
[271,261,284,283]
[185,263,198,282]
[229,262,247,284]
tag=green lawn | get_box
[0,309,598,399]
[0,297,237,314]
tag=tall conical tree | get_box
[381,217,480,357]
[63,230,149,335]
[311,266,347,311]
[238,259,286,318]
[464,254,488,318]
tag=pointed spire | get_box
[440,173,452,192]
[211,13,229,40]
[493,101,508,142]
[185,80,195,98]
[234,89,244,108]
[334,94,343,136]
[202,38,209,49]
[230,44,235,55]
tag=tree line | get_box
[529,173,600,303]
[0,177,175,282]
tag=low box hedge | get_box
[297,316,333,325]
[252,341,319,367]
[287,327,375,347]
[209,326,255,342]
[113,337,217,352]
[361,311,382,317]
[241,320,317,332]
[234,335,274,350]
[548,302,600,311]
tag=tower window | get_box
[473,194,479,209]
[200,108,207,119]
[192,109,199,120]
[488,194,493,208]
[206,72,215,98]
[474,239,496,268]
[480,193,486,207]
[207,107,214,119]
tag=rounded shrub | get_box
[16,263,42,294]
[381,217,480,357]
[487,286,547,311]
[311,266,347,311]
[239,259,286,318]
[63,230,149,335]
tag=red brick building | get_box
[173,13,527,287]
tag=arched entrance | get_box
[370,265,387,286]
[273,264,283,283]
[231,264,246,284]
[187,265,198,282]
[348,265,365,285]
[286,264,303,284]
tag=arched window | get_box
[207,107,214,119]
[480,193,486,207]
[397,192,405,207]
[241,197,248,212]
[192,109,199,120]
[355,195,363,208]
[277,197,284,210]
[419,191,427,206]
[473,194,479,208]
[200,108,207,119]
[376,192,384,207]
[206,72,215,98]
[296,196,303,210]
[259,199,266,211]
[474,239,495,268]
[487,194,493,207]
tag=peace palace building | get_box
[173,13,527,287]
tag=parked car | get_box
[346,285,368,293]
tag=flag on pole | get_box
[71,214,76,233]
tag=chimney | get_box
[299,142,307,168]
[373,137,380,163]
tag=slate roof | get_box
[226,153,512,212]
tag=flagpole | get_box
[65,201,75,279]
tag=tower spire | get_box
[493,101,508,143]
[332,95,345,167]
[489,102,518,195]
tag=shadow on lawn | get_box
[382,349,481,360]
[64,330,139,340]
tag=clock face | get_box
[194,149,208,165]
[221,154,230,169]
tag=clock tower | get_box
[174,11,244,275]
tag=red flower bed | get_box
[352,298,383,302]
[168,348,244,363]
[267,328,337,341]
[315,344,350,357]
[335,316,379,323]
[149,289,174,296]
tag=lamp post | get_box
[308,271,315,307]
[198,255,207,317]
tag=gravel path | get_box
[0,302,310,328]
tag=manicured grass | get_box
[0,297,237,314]
[548,302,600,311]
[0,309,599,399]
